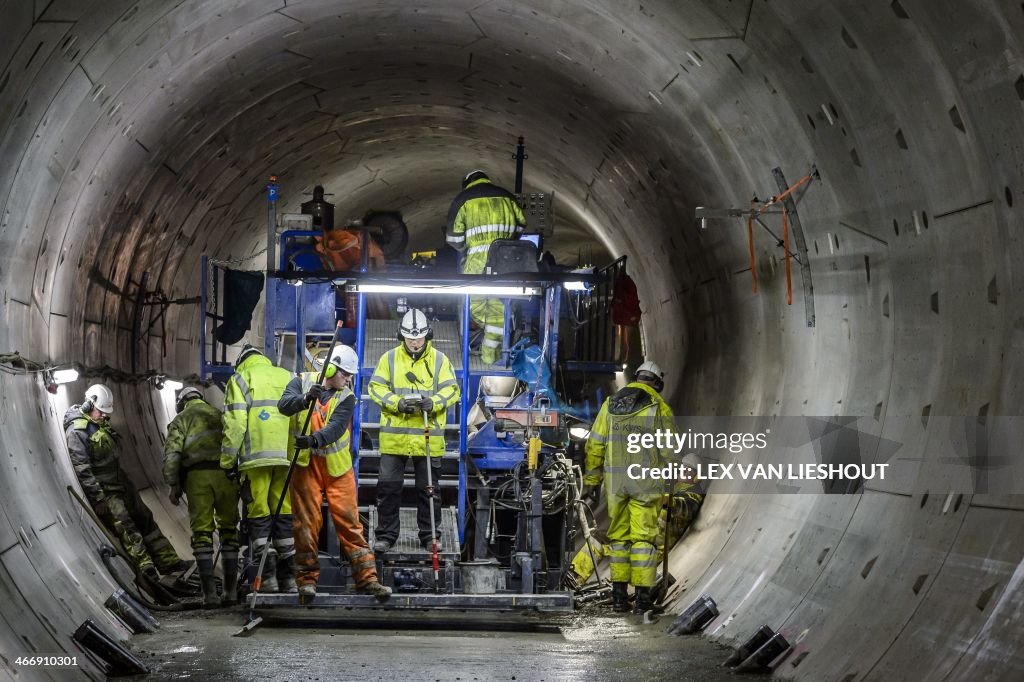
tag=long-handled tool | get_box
[653,488,674,606]
[422,407,441,593]
[403,370,442,592]
[402,370,442,592]
[234,320,344,636]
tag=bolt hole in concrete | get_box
[126,610,741,681]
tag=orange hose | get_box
[783,206,792,305]
[758,173,809,305]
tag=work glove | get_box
[169,485,182,506]
[304,383,325,405]
[581,484,600,506]
[403,395,432,413]
[294,434,317,450]
[397,397,420,414]
[671,493,703,521]
[93,498,111,518]
[225,464,239,482]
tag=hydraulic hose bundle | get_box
[490,454,577,515]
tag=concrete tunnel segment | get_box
[1,0,1023,679]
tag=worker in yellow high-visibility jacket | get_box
[368,309,461,553]
[584,360,673,614]
[220,345,296,594]
[445,170,526,364]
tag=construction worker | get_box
[65,384,186,581]
[368,309,461,553]
[162,387,240,608]
[220,345,297,593]
[658,453,706,555]
[445,170,526,364]
[278,346,392,604]
[583,361,673,614]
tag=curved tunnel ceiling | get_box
[2,0,1024,679]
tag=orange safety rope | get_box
[751,171,810,304]
[767,173,813,208]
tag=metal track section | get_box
[250,592,574,613]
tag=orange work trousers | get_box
[291,459,378,588]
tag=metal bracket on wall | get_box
[772,167,816,328]
[694,166,818,328]
[130,272,150,373]
[131,270,202,371]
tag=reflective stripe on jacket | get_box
[290,372,355,476]
[220,353,293,471]
[584,382,674,498]
[163,400,224,487]
[445,177,526,274]
[65,406,121,503]
[368,343,460,456]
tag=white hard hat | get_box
[175,387,204,414]
[635,360,665,392]
[330,345,360,376]
[462,169,489,187]
[681,453,702,470]
[399,309,431,340]
[636,360,663,380]
[235,344,262,367]
[84,384,115,415]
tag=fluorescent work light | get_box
[350,283,542,297]
[52,368,79,384]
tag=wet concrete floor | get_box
[127,606,748,681]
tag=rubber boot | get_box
[196,555,220,609]
[258,549,279,593]
[277,553,298,593]
[633,586,654,614]
[356,580,393,602]
[298,583,317,605]
[220,550,239,606]
[140,564,161,584]
[611,582,630,613]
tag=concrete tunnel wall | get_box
[0,0,1022,679]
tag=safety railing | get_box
[569,255,627,371]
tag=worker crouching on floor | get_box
[368,309,460,553]
[583,361,674,614]
[445,170,526,364]
[221,345,297,593]
[278,345,392,604]
[162,387,240,608]
[65,384,187,581]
